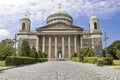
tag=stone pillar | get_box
[55,36,57,59]
[74,35,77,52]
[80,36,83,48]
[36,36,39,52]
[49,36,51,59]
[68,36,71,58]
[62,36,65,58]
[42,36,45,52]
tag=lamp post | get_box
[104,32,108,57]
[13,33,17,56]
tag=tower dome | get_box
[90,15,99,20]
[89,15,101,33]
[46,8,73,25]
[20,15,30,21]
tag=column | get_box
[91,38,94,49]
[62,36,65,58]
[55,36,57,59]
[80,36,83,48]
[42,36,45,52]
[36,36,39,52]
[74,35,77,52]
[49,36,51,59]
[68,36,70,58]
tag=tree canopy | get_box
[0,38,14,47]
[107,40,120,59]
[30,46,38,58]
[0,38,14,60]
[78,48,95,58]
[19,39,31,57]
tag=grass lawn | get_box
[0,61,5,66]
[113,60,120,66]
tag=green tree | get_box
[19,39,31,57]
[30,46,38,58]
[78,48,86,62]
[42,52,47,58]
[37,51,47,58]
[70,52,78,59]
[0,38,14,60]
[79,48,94,57]
[107,40,120,59]
[102,49,106,57]
[1,38,14,47]
[116,50,120,59]
[87,48,95,57]
[38,50,43,58]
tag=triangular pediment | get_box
[36,22,83,31]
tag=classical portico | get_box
[36,34,82,59]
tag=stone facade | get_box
[18,9,102,60]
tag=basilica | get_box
[18,8,102,60]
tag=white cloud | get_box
[0,0,120,20]
[0,0,120,40]
[0,29,9,36]
[99,1,106,6]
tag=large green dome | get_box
[52,9,68,15]
[46,8,72,25]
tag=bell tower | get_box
[19,15,31,32]
[89,15,101,33]
[89,15,102,56]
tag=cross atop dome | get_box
[25,14,27,17]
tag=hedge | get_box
[83,57,113,65]
[72,57,80,62]
[5,56,47,66]
[72,56,113,65]
[102,57,113,65]
[84,57,98,64]
[37,58,48,62]
[72,57,98,63]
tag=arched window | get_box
[94,22,97,29]
[22,23,25,30]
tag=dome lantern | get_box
[20,15,30,21]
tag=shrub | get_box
[95,60,104,66]
[37,51,47,58]
[5,56,48,66]
[37,58,47,62]
[70,52,78,59]
[84,57,98,64]
[103,57,113,65]
[72,57,80,62]
[19,39,31,57]
[5,56,36,66]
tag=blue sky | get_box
[0,0,120,48]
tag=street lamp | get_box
[104,32,108,57]
[13,33,17,56]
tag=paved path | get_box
[0,61,120,80]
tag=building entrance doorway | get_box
[58,51,62,59]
